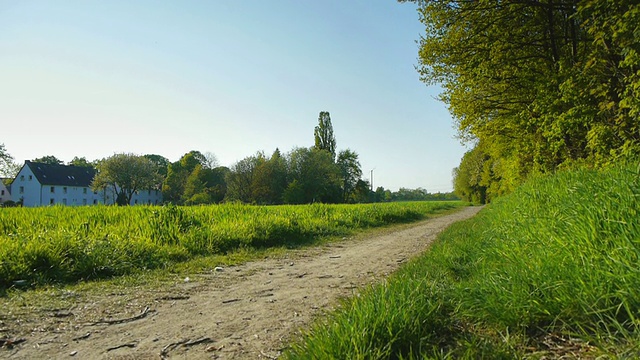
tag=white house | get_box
[0,178,11,204]
[11,161,162,207]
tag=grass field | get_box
[0,201,462,290]
[285,162,640,358]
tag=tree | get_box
[202,151,219,169]
[251,149,288,205]
[68,156,94,167]
[285,147,341,204]
[409,0,640,195]
[336,149,362,203]
[181,164,228,205]
[452,146,488,204]
[144,154,170,177]
[92,153,162,206]
[0,144,20,179]
[33,155,63,165]
[314,111,337,160]
[225,153,263,203]
[352,179,372,203]
[162,152,204,204]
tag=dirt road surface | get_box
[2,206,482,359]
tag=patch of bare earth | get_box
[1,206,482,359]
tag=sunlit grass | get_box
[285,161,640,358]
[0,201,462,290]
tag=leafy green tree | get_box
[286,147,341,204]
[314,111,337,160]
[251,149,288,205]
[144,154,170,177]
[92,153,162,206]
[336,149,362,203]
[162,151,209,204]
[68,156,93,167]
[453,146,488,204]
[181,164,229,205]
[410,0,640,195]
[352,179,372,203]
[33,155,63,165]
[225,153,263,203]
[0,144,20,178]
[182,165,208,205]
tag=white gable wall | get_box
[11,165,41,206]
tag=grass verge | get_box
[284,161,640,359]
[0,201,463,291]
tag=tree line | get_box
[407,0,639,203]
[1,112,456,206]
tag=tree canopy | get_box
[314,111,337,160]
[0,144,20,179]
[408,0,640,202]
[92,153,162,206]
[32,155,63,165]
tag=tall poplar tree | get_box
[314,111,337,160]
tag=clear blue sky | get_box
[0,0,467,192]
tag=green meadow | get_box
[285,162,640,358]
[0,201,461,290]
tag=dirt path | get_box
[2,206,482,360]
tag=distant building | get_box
[10,161,162,207]
[0,178,11,204]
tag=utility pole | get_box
[370,168,375,191]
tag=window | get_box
[1,190,4,195]
[83,188,87,194]
[50,198,55,205]
[28,175,32,181]
[19,186,24,194]
[83,199,87,205]
[93,190,98,195]
[20,175,24,181]
[93,199,98,205]
[50,186,55,193]
[155,190,159,196]
[62,198,67,205]
[134,199,138,204]
[148,190,151,195]
[63,187,68,194]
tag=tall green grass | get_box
[0,201,460,289]
[285,162,640,358]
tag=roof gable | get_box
[26,161,96,187]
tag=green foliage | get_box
[0,143,20,178]
[313,111,337,160]
[162,151,226,205]
[68,156,94,168]
[337,149,363,203]
[92,153,162,206]
[143,154,170,177]
[32,155,63,165]
[412,0,640,195]
[0,201,462,290]
[285,161,640,358]
[286,147,342,204]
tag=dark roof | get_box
[25,161,96,187]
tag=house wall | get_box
[10,163,163,207]
[0,180,10,203]
[41,185,104,206]
[100,187,163,205]
[11,165,41,206]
